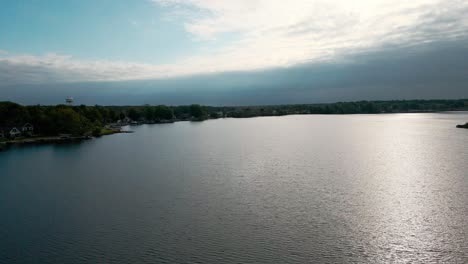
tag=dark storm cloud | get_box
[1,39,468,105]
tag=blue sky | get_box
[0,0,199,63]
[1,0,468,104]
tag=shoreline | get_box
[456,123,468,129]
[0,130,133,152]
[1,111,467,152]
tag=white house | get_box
[22,123,34,136]
[1,127,22,138]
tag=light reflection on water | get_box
[0,113,467,263]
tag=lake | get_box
[1,113,468,263]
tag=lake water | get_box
[1,113,468,263]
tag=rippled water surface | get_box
[1,113,468,263]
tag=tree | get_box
[128,108,141,121]
[154,105,174,120]
[210,112,219,119]
[0,101,29,126]
[84,107,103,123]
[92,127,102,137]
[143,106,154,121]
[107,108,117,122]
[189,104,204,118]
[46,107,91,135]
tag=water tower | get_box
[66,96,74,105]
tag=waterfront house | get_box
[0,127,22,138]
[22,123,34,136]
[109,123,122,129]
[10,127,22,138]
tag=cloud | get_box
[154,0,468,64]
[0,53,189,86]
[1,0,468,86]
[3,41,468,105]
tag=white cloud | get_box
[154,0,468,65]
[1,0,468,85]
[0,53,189,85]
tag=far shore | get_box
[1,98,467,153]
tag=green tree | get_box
[143,106,154,121]
[154,105,174,120]
[0,101,29,126]
[47,107,91,135]
[189,104,204,118]
[128,108,141,121]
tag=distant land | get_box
[457,123,468,129]
[1,99,468,151]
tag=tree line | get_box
[0,102,207,136]
[1,99,467,136]
[218,99,468,118]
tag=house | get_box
[108,123,122,129]
[116,117,131,125]
[0,127,22,138]
[22,123,34,136]
[9,127,22,138]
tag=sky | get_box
[0,0,467,105]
